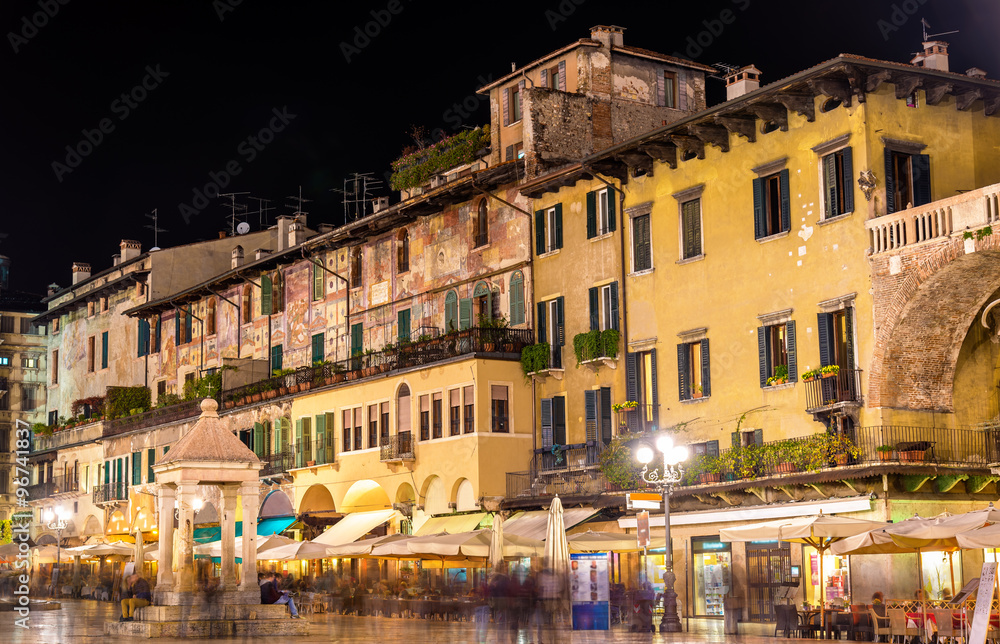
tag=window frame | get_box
[751,167,790,241]
[474,200,489,248]
[680,198,703,260]
[596,188,611,236]
[632,213,652,273]
[675,335,710,402]
[397,229,410,274]
[545,207,559,252]
[490,384,509,433]
[663,71,677,108]
[350,247,362,289]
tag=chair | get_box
[931,609,957,644]
[887,608,921,642]
[869,609,891,642]
[774,605,793,638]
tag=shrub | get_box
[520,343,551,380]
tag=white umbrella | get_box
[260,540,336,561]
[134,529,144,569]
[543,497,570,573]
[406,529,545,560]
[568,530,666,553]
[489,516,504,572]
[324,533,411,557]
[193,534,296,558]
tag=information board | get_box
[969,562,997,644]
[570,553,610,630]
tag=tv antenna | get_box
[248,196,275,230]
[285,185,312,221]
[710,62,740,82]
[143,208,167,250]
[220,192,249,236]
[330,172,384,224]
[921,18,958,42]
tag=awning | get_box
[314,509,400,546]
[193,516,296,544]
[618,495,874,529]
[415,512,487,536]
[503,507,598,541]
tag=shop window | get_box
[746,541,791,623]
[691,536,732,618]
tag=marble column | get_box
[173,482,198,593]
[156,484,176,592]
[219,484,239,590]
[238,483,259,592]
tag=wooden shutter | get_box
[913,154,931,206]
[502,88,510,127]
[818,313,833,367]
[584,390,597,442]
[700,339,711,396]
[104,461,110,485]
[589,287,599,331]
[505,145,514,161]
[132,451,141,485]
[586,191,597,239]
[757,327,769,387]
[175,313,180,345]
[511,275,524,325]
[824,153,839,219]
[841,147,854,213]
[101,331,108,369]
[459,298,472,330]
[253,422,264,458]
[610,282,619,331]
[676,69,687,110]
[185,309,193,343]
[313,263,324,300]
[295,419,303,468]
[707,440,720,457]
[607,189,616,232]
[445,291,458,332]
[554,297,565,347]
[541,398,553,448]
[682,200,701,258]
[558,60,566,91]
[314,414,326,464]
[677,344,689,400]
[312,333,324,365]
[261,275,272,315]
[397,309,410,341]
[635,214,651,271]
[147,448,155,483]
[600,387,613,444]
[844,308,856,371]
[786,321,798,382]
[271,344,283,370]
[537,301,547,345]
[753,428,764,446]
[657,72,665,106]
[351,322,363,356]
[154,316,161,352]
[138,319,149,357]
[779,169,791,233]
[554,203,563,249]
[540,69,547,88]
[884,148,896,214]
[535,209,545,254]
[732,432,740,448]
[552,396,566,445]
[752,178,766,239]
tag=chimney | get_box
[967,67,987,79]
[71,262,91,284]
[589,25,625,48]
[218,231,227,239]
[726,65,762,100]
[911,41,949,72]
[120,239,142,263]
[317,223,335,234]
[47,283,60,297]
[372,196,389,213]
[231,245,244,269]
[288,221,307,248]
[276,216,293,251]
[112,254,121,266]
[255,248,270,261]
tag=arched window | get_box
[397,230,409,273]
[206,299,217,336]
[397,384,411,436]
[474,200,489,247]
[509,271,525,325]
[241,285,252,324]
[473,281,492,323]
[351,247,362,289]
[445,291,459,333]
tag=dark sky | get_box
[2,0,998,297]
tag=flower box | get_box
[899,450,925,463]
[774,462,797,474]
[698,473,720,484]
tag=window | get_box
[536,297,565,369]
[587,189,616,239]
[474,200,489,248]
[48,410,58,426]
[449,389,461,436]
[397,309,410,343]
[311,333,324,365]
[380,402,389,446]
[397,230,409,273]
[733,428,764,449]
[491,385,509,433]
[350,247,362,289]
[137,319,150,357]
[101,331,108,369]
[0,316,11,333]
[368,404,378,449]
[342,409,353,453]
[432,392,442,439]
[312,259,325,301]
[51,350,58,384]
[632,214,652,272]
[397,384,411,436]
[588,282,619,332]
[752,169,790,239]
[132,451,141,485]
[884,148,930,214]
[100,297,108,313]
[677,339,710,401]
[463,385,474,433]
[681,199,702,259]
[21,356,38,369]
[18,318,30,334]
[176,309,192,344]
[419,395,430,441]
[353,408,363,451]
[540,395,566,448]
[445,291,459,333]
[52,317,59,334]
[351,323,363,357]
[473,282,495,322]
[534,204,563,255]
[503,81,524,125]
[906,92,918,108]
[271,344,283,372]
[757,321,798,387]
[21,385,36,410]
[584,387,613,445]
[541,60,565,90]
[818,308,855,372]
[626,350,659,432]
[87,301,95,317]
[157,380,166,399]
[662,71,677,108]
[822,147,854,219]
[147,448,156,483]
[88,337,96,372]
[206,299,217,336]
[261,275,274,315]
[0,356,8,366]
[509,272,525,325]
[242,285,252,324]
[273,272,283,313]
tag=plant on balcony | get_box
[877,444,895,461]
[71,395,106,419]
[766,364,789,386]
[106,386,151,420]
[389,126,491,191]
[33,422,53,437]
[520,342,551,380]
[572,329,621,366]
[732,443,763,479]
[598,433,645,490]
[768,439,802,473]
[825,432,861,466]
[802,369,820,382]
[820,365,840,378]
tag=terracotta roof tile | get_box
[160,399,260,465]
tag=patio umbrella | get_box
[193,533,297,558]
[134,529,144,569]
[259,540,336,561]
[406,529,545,560]
[0,542,23,561]
[720,513,888,633]
[488,516,504,572]
[568,530,666,553]
[324,533,411,557]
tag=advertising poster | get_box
[570,553,610,630]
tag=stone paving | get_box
[1,598,814,644]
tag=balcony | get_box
[534,441,604,473]
[103,399,203,438]
[261,450,295,478]
[804,369,862,415]
[573,330,620,370]
[93,482,128,505]
[24,480,57,500]
[614,404,660,434]
[380,433,415,462]
[31,421,104,454]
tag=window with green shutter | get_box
[752,169,790,239]
[314,414,326,465]
[397,309,411,342]
[459,299,472,330]
[351,323,363,357]
[253,422,264,459]
[101,331,108,369]
[757,321,797,387]
[147,448,155,483]
[681,199,702,259]
[132,451,141,485]
[632,214,652,272]
[312,261,325,301]
[138,319,150,357]
[271,344,283,372]
[445,291,459,333]
[677,339,710,400]
[261,275,272,315]
[509,272,525,325]
[311,333,325,365]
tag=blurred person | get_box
[119,573,151,622]
[261,571,301,619]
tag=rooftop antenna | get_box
[285,185,313,222]
[921,18,958,42]
[248,196,275,230]
[330,172,384,224]
[710,62,740,82]
[143,208,167,250]
[219,192,249,236]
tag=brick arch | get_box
[871,234,1000,411]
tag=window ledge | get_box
[755,230,790,244]
[506,119,522,128]
[763,382,796,392]
[528,368,564,381]
[589,231,615,243]
[676,254,705,265]
[537,248,561,260]
[629,267,655,278]
[816,211,855,227]
[473,243,491,251]
[580,357,617,371]
[680,396,710,404]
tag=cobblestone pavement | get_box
[1,599,811,644]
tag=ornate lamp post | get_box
[636,436,688,633]
[44,506,70,597]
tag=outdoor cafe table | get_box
[908,610,1000,639]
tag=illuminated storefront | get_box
[691,536,731,617]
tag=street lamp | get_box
[43,506,70,597]
[636,435,689,633]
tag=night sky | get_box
[2,0,997,298]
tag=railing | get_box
[24,480,57,499]
[533,441,603,473]
[294,437,313,469]
[615,404,660,434]
[867,182,1000,254]
[221,327,533,410]
[261,450,294,477]
[31,421,104,454]
[858,425,992,467]
[380,433,414,462]
[103,399,204,438]
[804,369,863,412]
[92,482,128,504]
[574,331,620,363]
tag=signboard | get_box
[370,280,389,306]
[570,553,610,630]
[628,492,661,510]
[637,511,650,549]
[969,562,997,644]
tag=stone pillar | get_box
[173,482,198,593]
[156,484,176,593]
[238,483,260,592]
[219,484,239,590]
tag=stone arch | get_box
[340,479,391,513]
[81,514,103,537]
[394,481,416,504]
[194,501,219,525]
[260,489,295,518]
[299,483,336,515]
[420,475,448,516]
[872,236,1000,411]
[36,533,57,546]
[451,478,477,512]
[107,509,129,536]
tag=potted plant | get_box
[697,454,722,484]
[767,364,789,387]
[821,365,840,379]
[692,385,704,399]
[898,443,927,462]
[877,444,895,461]
[261,381,277,400]
[826,432,861,466]
[802,369,820,382]
[771,439,800,473]
[331,362,346,384]
[362,349,378,377]
[248,385,262,403]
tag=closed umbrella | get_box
[134,529,144,571]
[489,516,504,572]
